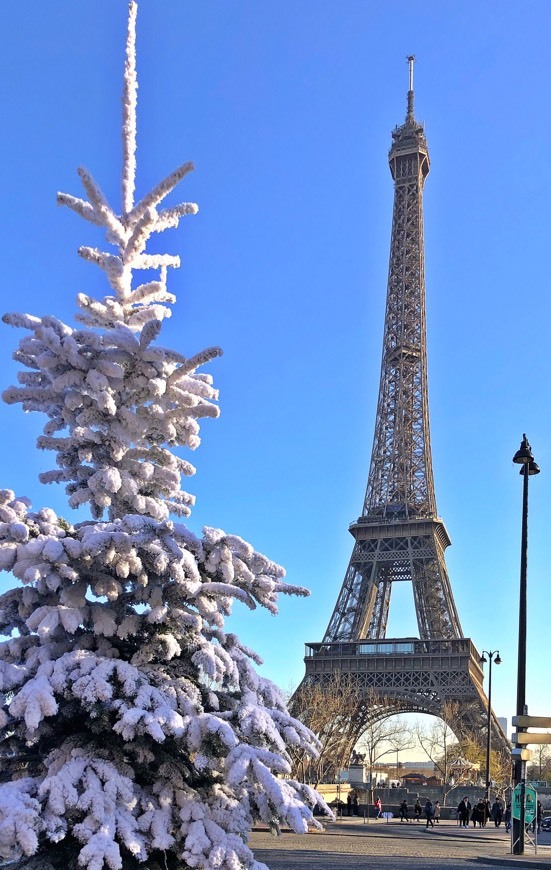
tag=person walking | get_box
[457,797,469,827]
[346,792,352,817]
[352,793,359,817]
[374,797,382,819]
[532,799,543,833]
[425,799,435,829]
[504,802,512,834]
[473,799,485,827]
[482,798,491,827]
[491,798,502,827]
[414,798,422,822]
[434,800,441,824]
[400,799,409,822]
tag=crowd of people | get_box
[397,795,504,828]
[397,794,544,834]
[399,798,441,826]
[346,791,360,815]
[337,792,545,834]
[456,796,506,828]
[456,795,543,833]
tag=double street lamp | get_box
[479,650,501,800]
[512,434,540,855]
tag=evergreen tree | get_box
[0,4,326,868]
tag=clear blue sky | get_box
[1,0,550,733]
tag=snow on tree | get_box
[0,4,328,869]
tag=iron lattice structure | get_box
[297,60,509,759]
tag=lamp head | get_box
[513,434,533,465]
[520,460,541,476]
[480,654,487,665]
[494,653,502,665]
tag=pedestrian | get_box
[483,798,491,827]
[473,799,485,828]
[374,797,382,819]
[414,798,422,822]
[434,800,441,824]
[346,792,352,817]
[533,799,543,833]
[352,793,359,817]
[504,803,512,834]
[400,799,409,822]
[425,799,435,828]
[491,798,502,827]
[457,797,469,827]
[269,817,281,837]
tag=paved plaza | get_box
[250,817,551,870]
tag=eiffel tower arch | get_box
[295,59,509,762]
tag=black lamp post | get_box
[480,650,501,800]
[512,434,540,855]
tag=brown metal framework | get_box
[297,59,509,758]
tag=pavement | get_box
[250,817,551,869]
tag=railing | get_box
[351,512,437,529]
[305,637,481,660]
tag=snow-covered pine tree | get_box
[0,4,327,869]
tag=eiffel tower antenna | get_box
[407,54,415,120]
[294,60,509,760]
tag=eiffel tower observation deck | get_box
[297,59,509,757]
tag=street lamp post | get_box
[512,434,540,855]
[480,650,501,801]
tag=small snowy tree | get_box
[0,4,327,869]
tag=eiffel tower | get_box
[298,58,509,759]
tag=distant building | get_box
[402,772,442,787]
[498,717,508,738]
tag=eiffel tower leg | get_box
[367,578,392,638]
[322,558,387,643]
[325,519,463,643]
[411,548,463,640]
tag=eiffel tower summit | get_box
[297,58,509,756]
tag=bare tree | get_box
[527,742,551,783]
[357,714,415,802]
[289,675,363,787]
[387,729,416,774]
[414,706,481,805]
